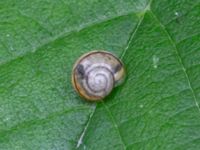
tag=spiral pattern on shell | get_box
[72,51,125,101]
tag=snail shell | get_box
[72,51,125,101]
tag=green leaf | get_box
[0,0,200,149]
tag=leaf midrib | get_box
[75,1,152,149]
[77,1,200,149]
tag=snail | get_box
[72,51,125,101]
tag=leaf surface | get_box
[0,0,200,149]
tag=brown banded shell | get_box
[72,51,125,101]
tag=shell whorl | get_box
[72,51,125,101]
[84,64,114,97]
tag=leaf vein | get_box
[120,0,152,59]
[76,104,96,149]
[0,106,88,138]
[149,10,200,114]
[102,102,126,150]
[0,11,140,67]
